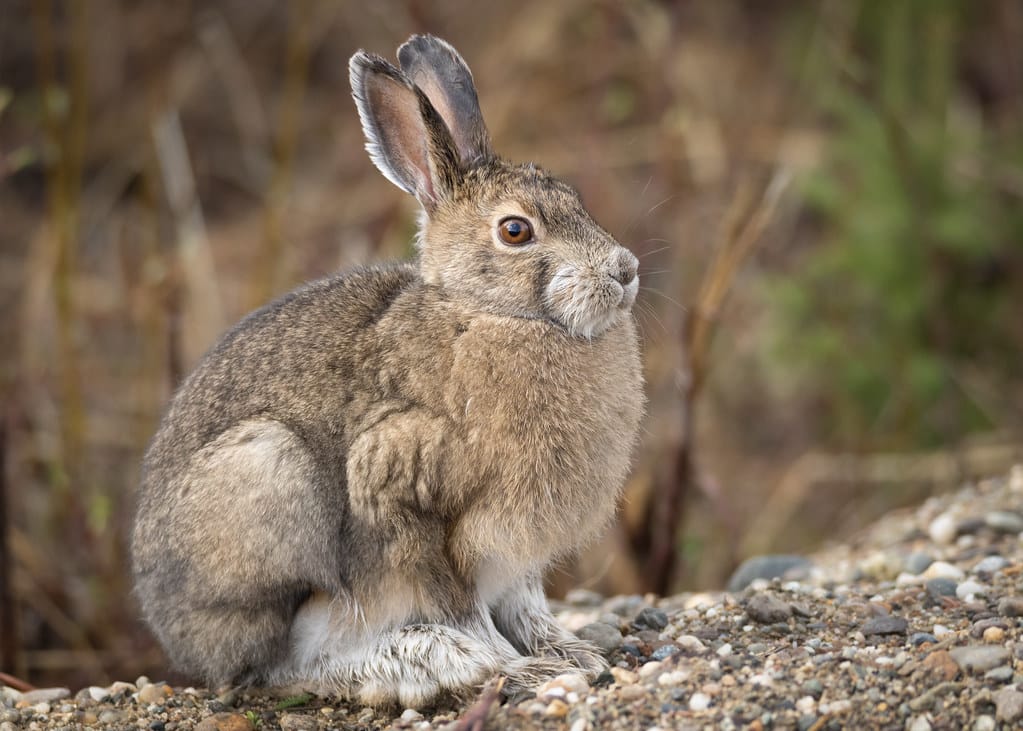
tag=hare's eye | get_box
[497,217,534,246]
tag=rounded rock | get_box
[745,594,792,624]
[632,607,669,632]
[688,692,711,711]
[927,513,958,544]
[985,511,1023,534]
[972,555,1008,575]
[922,561,964,581]
[950,645,1010,674]
[575,622,623,654]
[727,555,813,592]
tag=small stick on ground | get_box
[456,677,505,731]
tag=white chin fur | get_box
[544,266,635,339]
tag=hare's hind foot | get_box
[277,620,520,709]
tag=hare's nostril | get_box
[610,263,637,286]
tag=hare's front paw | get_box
[544,635,609,679]
[500,655,579,699]
[346,412,446,524]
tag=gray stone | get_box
[632,607,669,631]
[925,578,958,598]
[949,645,1010,673]
[860,615,908,636]
[985,511,1023,533]
[910,632,938,646]
[19,688,70,704]
[576,622,624,654]
[972,555,1008,575]
[972,715,996,731]
[905,552,935,575]
[994,687,1023,724]
[745,594,793,624]
[280,713,319,731]
[997,596,1023,617]
[983,665,1013,683]
[727,555,813,592]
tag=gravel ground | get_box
[5,465,1022,731]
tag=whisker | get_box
[638,245,673,259]
[644,194,676,217]
[640,287,689,312]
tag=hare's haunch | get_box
[132,35,644,708]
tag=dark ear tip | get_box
[397,34,458,68]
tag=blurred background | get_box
[1,0,1021,689]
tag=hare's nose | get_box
[610,253,638,286]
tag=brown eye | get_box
[498,217,534,246]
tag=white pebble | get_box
[1010,464,1023,493]
[973,714,996,731]
[796,696,816,714]
[928,513,957,544]
[688,692,711,711]
[638,661,664,679]
[657,670,690,686]
[715,643,733,657]
[933,624,952,638]
[922,561,965,581]
[956,579,988,600]
[908,716,932,731]
[676,635,707,653]
[87,686,108,702]
[749,673,774,687]
[820,699,852,714]
[400,708,424,722]
[569,719,589,731]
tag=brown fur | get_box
[131,35,644,705]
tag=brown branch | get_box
[642,171,790,594]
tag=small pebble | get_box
[544,699,569,718]
[610,668,638,685]
[19,688,70,704]
[949,645,1010,673]
[689,692,711,711]
[905,552,935,575]
[650,644,678,661]
[576,622,623,654]
[676,635,707,653]
[279,714,318,731]
[400,708,424,722]
[984,666,1014,683]
[910,632,938,646]
[956,580,988,600]
[985,510,1023,534]
[994,686,1023,723]
[745,594,792,624]
[922,561,965,581]
[908,716,932,731]
[860,615,908,636]
[138,683,174,706]
[973,715,996,731]
[997,596,1023,617]
[972,555,1008,575]
[632,607,669,631]
[925,578,959,599]
[657,670,690,687]
[982,626,1005,643]
[927,513,958,544]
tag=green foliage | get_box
[274,693,314,711]
[768,0,1022,448]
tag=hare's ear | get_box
[397,35,492,163]
[349,51,460,209]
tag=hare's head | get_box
[350,36,637,339]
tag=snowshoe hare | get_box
[132,34,644,708]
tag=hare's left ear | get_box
[397,35,492,163]
[349,51,461,210]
